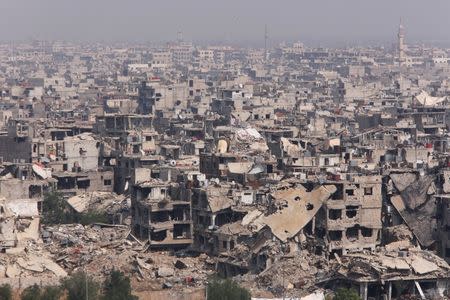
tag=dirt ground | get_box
[133,288,205,300]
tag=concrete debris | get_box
[391,195,435,247]
[263,185,336,242]
[67,192,127,214]
[390,173,417,193]
[16,257,44,273]
[410,256,439,275]
[415,90,446,107]
[400,175,435,210]
[384,224,414,243]
[252,250,329,298]
[384,240,412,251]
[4,36,450,299]
[157,267,174,278]
[336,249,450,281]
[5,265,20,278]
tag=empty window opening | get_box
[77,179,90,190]
[329,230,342,241]
[173,224,190,239]
[315,227,326,239]
[345,189,355,196]
[329,209,342,220]
[172,208,186,221]
[29,185,42,198]
[346,206,359,218]
[346,227,359,241]
[361,227,373,237]
[151,230,167,241]
[364,187,373,195]
[151,211,169,222]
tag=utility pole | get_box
[85,267,89,300]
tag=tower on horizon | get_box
[398,18,406,66]
[264,24,268,62]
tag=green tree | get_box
[20,284,62,300]
[333,288,361,300]
[21,284,62,300]
[0,284,12,300]
[21,284,40,300]
[62,271,100,300]
[79,211,109,225]
[42,191,76,224]
[102,270,137,300]
[40,286,62,300]
[207,278,251,300]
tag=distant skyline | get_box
[1,0,450,47]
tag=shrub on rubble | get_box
[333,288,361,300]
[0,284,12,300]
[62,271,100,300]
[207,277,251,300]
[102,269,137,300]
[40,285,62,300]
[79,211,109,225]
[21,284,61,300]
[42,191,76,224]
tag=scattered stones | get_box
[157,267,174,278]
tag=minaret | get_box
[398,18,405,66]
[177,31,183,43]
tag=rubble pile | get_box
[3,21,450,299]
[337,249,450,282]
[41,224,213,291]
[0,246,67,287]
[253,251,331,298]
[66,192,129,216]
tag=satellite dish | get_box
[192,160,199,166]
[169,160,177,167]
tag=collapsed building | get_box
[2,35,450,299]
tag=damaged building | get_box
[3,29,450,299]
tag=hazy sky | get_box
[1,0,450,46]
